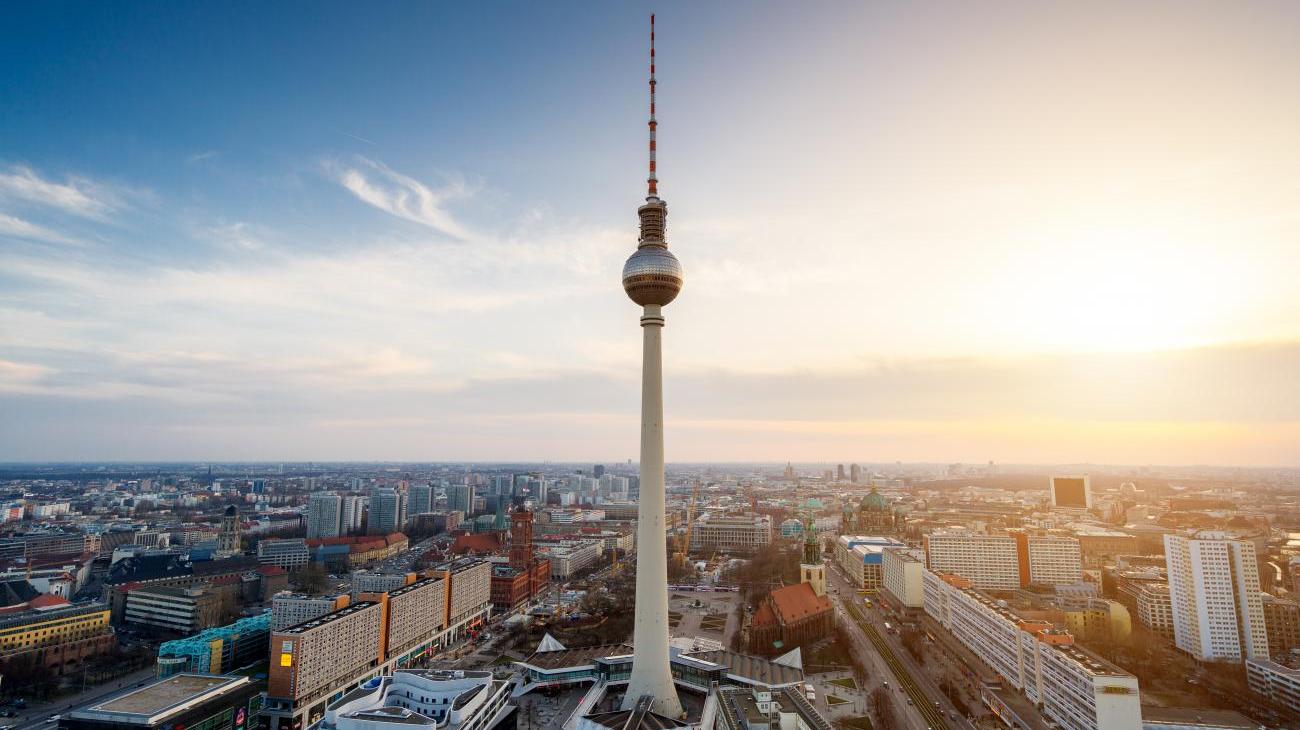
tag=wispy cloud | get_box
[186,150,220,164]
[0,164,124,220]
[326,157,471,239]
[0,212,83,246]
[201,221,267,252]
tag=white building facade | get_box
[1164,533,1269,662]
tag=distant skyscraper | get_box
[619,15,683,718]
[593,464,606,479]
[368,489,406,535]
[449,484,476,516]
[1050,476,1092,509]
[340,495,364,534]
[1165,533,1269,662]
[849,464,861,484]
[307,493,343,539]
[836,464,846,482]
[409,483,433,515]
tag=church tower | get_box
[800,512,826,597]
[218,505,241,553]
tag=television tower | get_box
[620,14,684,718]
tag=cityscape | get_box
[3,5,1300,730]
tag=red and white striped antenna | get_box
[647,14,658,199]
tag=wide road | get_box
[827,563,972,730]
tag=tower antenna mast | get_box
[648,14,658,199]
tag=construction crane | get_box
[673,480,700,569]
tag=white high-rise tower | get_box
[1164,532,1269,662]
[620,14,684,718]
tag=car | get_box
[47,715,62,723]
[906,698,913,705]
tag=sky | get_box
[2,1,1299,465]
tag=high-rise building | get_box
[618,15,683,717]
[448,484,476,516]
[340,495,364,534]
[1050,475,1092,510]
[368,489,407,535]
[836,464,845,482]
[307,493,343,539]
[849,463,861,484]
[1164,533,1269,662]
[593,464,606,479]
[409,483,434,515]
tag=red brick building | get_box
[488,507,550,612]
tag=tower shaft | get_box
[623,304,683,716]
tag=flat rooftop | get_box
[277,600,378,634]
[77,674,249,722]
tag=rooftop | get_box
[75,674,251,723]
[1141,706,1255,729]
[277,600,378,634]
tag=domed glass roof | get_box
[779,518,804,537]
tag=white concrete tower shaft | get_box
[623,304,681,716]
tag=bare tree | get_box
[870,686,897,730]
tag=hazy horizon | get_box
[3,2,1299,465]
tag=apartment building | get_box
[881,547,926,608]
[307,494,343,539]
[924,530,1082,590]
[923,571,1141,730]
[1019,533,1083,586]
[263,559,492,730]
[1134,582,1175,640]
[268,600,387,730]
[383,574,448,658]
[924,532,1021,589]
[1164,533,1268,662]
[271,592,351,631]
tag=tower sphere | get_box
[622,245,683,306]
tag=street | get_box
[6,665,160,730]
[826,563,974,730]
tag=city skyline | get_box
[4,2,1300,464]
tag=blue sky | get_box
[3,2,1300,464]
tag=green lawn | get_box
[828,677,858,690]
[826,694,852,706]
[838,716,874,730]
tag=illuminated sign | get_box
[280,653,293,667]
